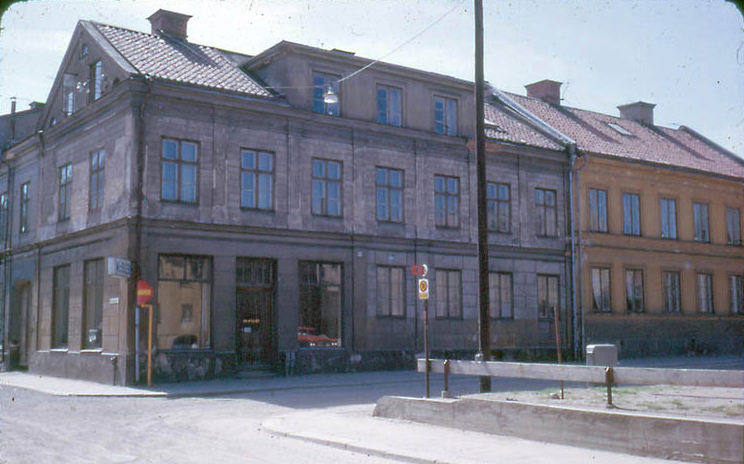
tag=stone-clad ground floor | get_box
[2,219,741,384]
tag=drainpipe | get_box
[574,153,588,358]
[132,76,152,381]
[567,144,578,358]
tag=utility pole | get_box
[474,0,491,392]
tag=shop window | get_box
[52,265,70,348]
[298,262,342,348]
[157,255,211,349]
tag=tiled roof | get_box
[486,92,744,179]
[92,22,272,98]
[484,101,563,151]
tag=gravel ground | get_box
[474,384,744,420]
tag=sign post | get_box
[137,280,154,386]
[415,266,430,398]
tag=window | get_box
[487,183,510,233]
[622,193,641,236]
[89,60,102,102]
[240,149,274,210]
[696,273,713,313]
[19,182,29,234]
[435,269,461,318]
[89,149,105,210]
[660,198,677,239]
[730,275,743,315]
[535,188,557,236]
[63,74,76,116]
[663,271,681,313]
[377,266,404,317]
[588,188,608,233]
[157,255,211,349]
[726,207,741,245]
[299,262,342,347]
[0,193,7,241]
[434,175,459,227]
[312,159,342,216]
[376,167,403,222]
[83,259,104,349]
[377,85,402,126]
[161,138,198,203]
[591,268,611,313]
[313,72,339,116]
[434,95,457,135]
[80,44,88,58]
[52,265,70,348]
[625,269,644,313]
[537,274,559,318]
[58,164,72,221]
[489,272,513,318]
[693,202,709,242]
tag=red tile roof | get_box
[486,92,744,179]
[92,22,272,98]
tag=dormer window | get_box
[89,61,102,102]
[80,44,88,58]
[607,122,633,136]
[434,95,457,136]
[376,85,402,126]
[313,72,339,116]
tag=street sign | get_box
[411,264,428,277]
[107,257,131,278]
[137,279,154,305]
[418,278,429,300]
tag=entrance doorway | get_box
[236,258,276,367]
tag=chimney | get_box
[10,97,16,140]
[525,79,562,105]
[617,101,655,126]
[147,9,192,40]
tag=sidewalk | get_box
[261,404,690,464]
[0,369,425,397]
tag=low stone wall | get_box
[374,396,744,464]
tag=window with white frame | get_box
[312,159,342,216]
[696,272,713,313]
[376,85,402,126]
[663,271,681,313]
[487,182,510,233]
[591,267,611,313]
[433,95,457,135]
[588,188,608,233]
[625,269,644,313]
[377,266,405,317]
[240,149,274,210]
[376,167,403,222]
[693,202,709,242]
[435,269,461,318]
[489,272,513,318]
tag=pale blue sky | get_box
[1,0,743,157]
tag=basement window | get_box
[607,122,633,136]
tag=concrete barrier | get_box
[374,396,744,464]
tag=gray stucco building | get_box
[1,10,574,383]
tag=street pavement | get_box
[1,354,741,464]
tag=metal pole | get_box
[553,305,564,399]
[474,0,491,393]
[146,304,153,387]
[135,306,140,383]
[424,298,430,398]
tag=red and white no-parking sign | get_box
[418,278,429,300]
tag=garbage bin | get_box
[586,344,617,367]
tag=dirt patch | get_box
[472,385,744,421]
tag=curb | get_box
[260,423,458,464]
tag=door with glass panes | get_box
[236,259,276,366]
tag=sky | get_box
[1,0,743,157]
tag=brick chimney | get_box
[525,79,562,105]
[617,101,655,126]
[147,9,192,40]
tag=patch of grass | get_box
[637,401,665,411]
[671,399,689,410]
[724,405,744,417]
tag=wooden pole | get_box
[145,304,153,387]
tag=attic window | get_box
[50,117,57,127]
[80,44,88,58]
[607,122,633,136]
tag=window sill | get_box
[160,199,199,206]
[376,315,406,319]
[240,207,275,213]
[487,230,511,235]
[311,214,343,219]
[490,317,515,321]
[435,225,460,230]
[50,348,68,353]
[80,348,103,354]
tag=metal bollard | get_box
[605,366,614,408]
[441,359,452,398]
